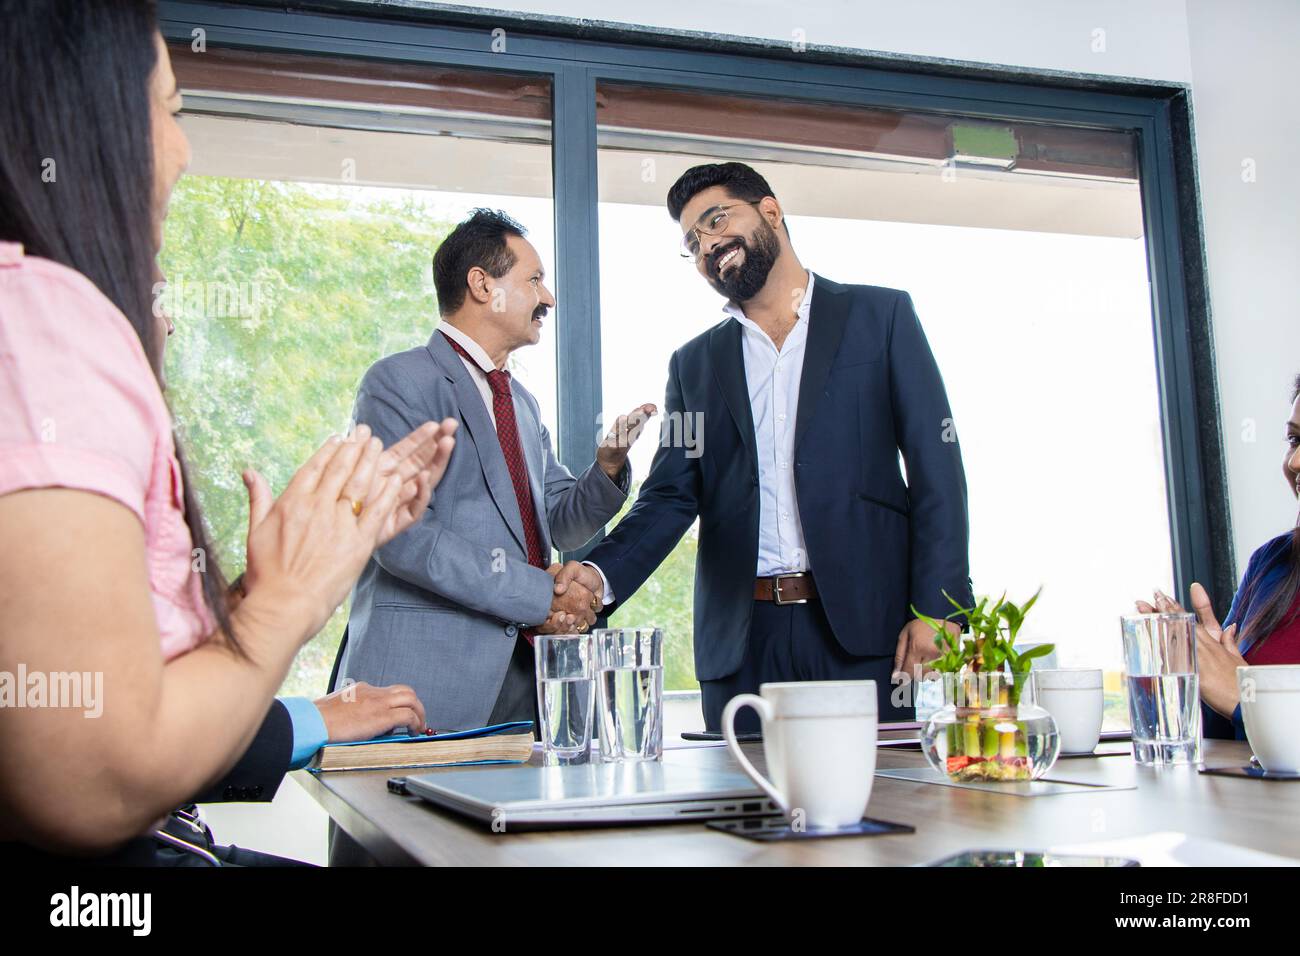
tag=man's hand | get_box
[535,609,580,635]
[552,560,605,603]
[596,403,657,481]
[892,617,954,684]
[539,562,599,633]
[314,681,428,740]
[1138,584,1243,718]
[549,579,598,632]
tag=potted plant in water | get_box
[913,589,1061,782]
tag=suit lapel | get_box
[427,333,528,554]
[513,384,552,557]
[794,275,850,453]
[708,318,759,474]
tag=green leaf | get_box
[1021,586,1043,617]
[1011,643,1056,674]
[909,604,949,638]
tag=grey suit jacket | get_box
[338,330,628,730]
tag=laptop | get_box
[404,757,781,830]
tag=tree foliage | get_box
[161,176,700,697]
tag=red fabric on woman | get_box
[1245,589,1300,665]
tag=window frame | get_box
[159,0,1231,603]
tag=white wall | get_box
[1185,0,1300,573]
[440,0,1299,573]
[445,0,1194,81]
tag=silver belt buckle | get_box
[772,573,808,605]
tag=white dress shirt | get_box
[725,270,814,576]
[439,321,500,429]
[589,270,817,603]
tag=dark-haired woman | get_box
[1137,374,1300,739]
[0,0,458,861]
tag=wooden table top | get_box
[294,739,1300,866]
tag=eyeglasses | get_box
[679,201,763,260]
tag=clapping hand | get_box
[1135,583,1245,717]
[238,421,457,643]
[373,418,458,546]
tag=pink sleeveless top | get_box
[0,242,214,659]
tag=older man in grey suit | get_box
[336,209,655,733]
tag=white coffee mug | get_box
[1237,665,1300,773]
[1032,668,1104,755]
[722,680,877,830]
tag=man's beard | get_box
[705,219,780,303]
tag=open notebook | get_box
[306,721,534,773]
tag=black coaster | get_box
[1057,742,1132,758]
[681,730,762,743]
[707,815,914,842]
[1199,764,1300,781]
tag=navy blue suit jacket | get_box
[587,274,972,681]
[191,700,292,803]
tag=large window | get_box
[596,83,1170,719]
[156,5,1220,730]
[163,47,556,697]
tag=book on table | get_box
[306,721,534,772]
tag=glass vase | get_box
[921,671,1060,782]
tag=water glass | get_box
[534,634,595,765]
[595,627,664,762]
[1120,612,1201,766]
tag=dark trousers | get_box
[701,600,909,733]
[487,635,541,727]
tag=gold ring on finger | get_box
[349,498,364,517]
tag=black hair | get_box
[666,161,786,233]
[0,0,237,647]
[432,208,526,316]
[1237,372,1300,651]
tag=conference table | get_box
[295,738,1300,866]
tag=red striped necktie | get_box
[442,332,548,575]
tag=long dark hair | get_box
[0,0,235,644]
[1238,373,1300,651]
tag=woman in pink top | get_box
[0,1,457,859]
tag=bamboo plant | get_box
[912,588,1054,781]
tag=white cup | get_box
[722,680,877,830]
[1032,668,1104,755]
[1237,665,1300,773]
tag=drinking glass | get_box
[534,634,595,765]
[594,627,664,762]
[1120,612,1201,766]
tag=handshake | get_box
[539,561,607,634]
